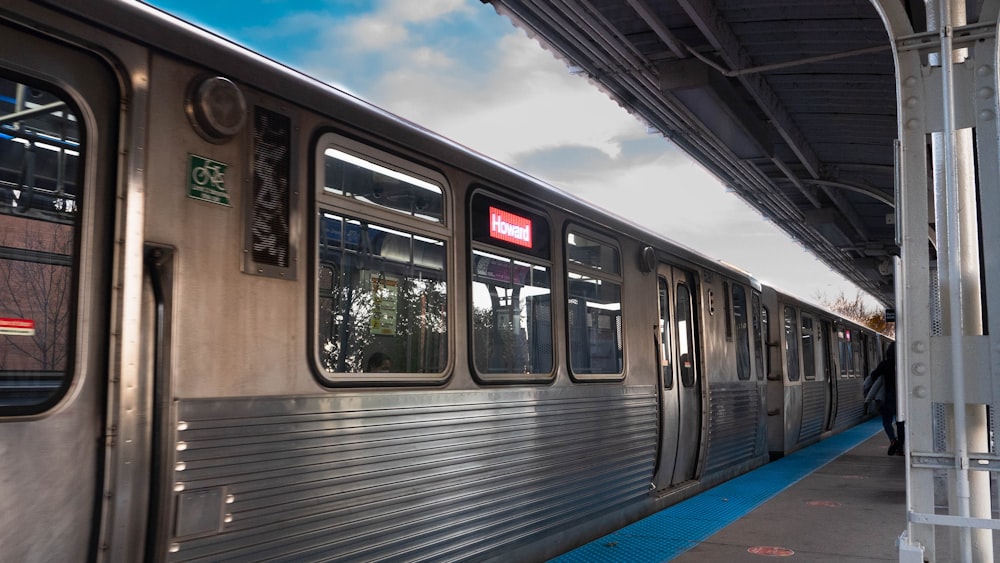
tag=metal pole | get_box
[930,0,985,559]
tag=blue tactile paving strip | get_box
[551,418,882,563]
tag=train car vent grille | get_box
[246,106,296,279]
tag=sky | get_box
[145,0,875,307]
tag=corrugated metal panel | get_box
[167,385,656,562]
[797,380,826,442]
[834,379,866,430]
[705,382,759,473]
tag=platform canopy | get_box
[482,0,922,306]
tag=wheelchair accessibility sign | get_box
[188,154,231,206]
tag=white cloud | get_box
[347,17,410,51]
[381,0,475,22]
[407,46,455,69]
[372,30,644,163]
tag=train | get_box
[0,2,891,561]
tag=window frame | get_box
[731,282,751,381]
[675,281,698,388]
[783,305,801,382]
[801,313,817,380]
[564,224,625,382]
[657,275,674,389]
[0,74,86,416]
[311,131,453,386]
[752,291,766,381]
[467,187,555,384]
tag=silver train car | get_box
[0,2,888,561]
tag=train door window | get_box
[865,335,876,375]
[566,228,623,379]
[762,304,773,379]
[469,191,552,381]
[783,306,800,382]
[837,328,851,378]
[801,314,816,380]
[821,320,834,379]
[723,281,732,339]
[0,77,81,414]
[731,283,751,380]
[315,134,450,383]
[845,329,856,376]
[752,291,765,381]
[852,332,862,378]
[676,283,696,387]
[657,276,673,388]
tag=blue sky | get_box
[145,0,871,305]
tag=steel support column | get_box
[874,0,1000,560]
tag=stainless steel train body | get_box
[0,2,886,561]
[761,287,891,458]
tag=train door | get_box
[652,264,702,489]
[822,319,837,431]
[0,21,118,562]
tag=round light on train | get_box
[186,75,247,142]
[640,246,655,273]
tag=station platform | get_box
[553,418,905,562]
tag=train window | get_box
[837,330,846,377]
[315,133,450,383]
[801,315,816,380]
[657,277,673,389]
[838,328,854,378]
[732,283,751,380]
[763,305,774,380]
[852,336,863,378]
[723,281,732,339]
[676,283,697,387]
[866,336,877,374]
[0,78,81,413]
[471,250,553,376]
[752,292,765,381]
[783,306,800,382]
[316,213,447,379]
[469,192,553,381]
[566,229,623,378]
[322,145,444,224]
[566,231,620,274]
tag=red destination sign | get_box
[489,206,532,248]
[0,318,35,336]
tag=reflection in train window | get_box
[732,283,751,380]
[784,306,800,382]
[469,193,552,380]
[838,328,854,378]
[801,315,816,380]
[752,292,765,380]
[657,277,673,389]
[852,333,862,378]
[317,213,447,376]
[676,283,696,387]
[567,231,623,377]
[0,77,80,413]
[471,250,552,375]
[323,147,444,223]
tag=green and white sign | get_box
[370,276,399,336]
[188,154,231,206]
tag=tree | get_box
[814,290,895,338]
[0,214,73,371]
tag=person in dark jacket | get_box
[869,342,904,455]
